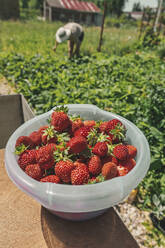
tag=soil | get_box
[0,77,16,95]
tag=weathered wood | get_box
[0,149,47,248]
[41,206,139,248]
[0,94,35,149]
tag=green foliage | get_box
[138,27,161,48]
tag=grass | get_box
[0,20,138,57]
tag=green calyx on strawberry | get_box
[53,145,73,162]
[53,105,69,114]
[88,174,105,184]
[42,125,57,144]
[15,143,29,155]
[87,128,98,147]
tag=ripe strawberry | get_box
[101,155,119,165]
[38,125,49,135]
[18,149,36,170]
[40,159,55,170]
[74,161,87,169]
[119,158,136,172]
[99,122,108,133]
[102,162,118,180]
[46,143,57,154]
[71,118,84,133]
[74,126,92,138]
[88,155,102,176]
[15,136,32,148]
[36,145,54,165]
[67,136,87,154]
[105,119,125,143]
[117,165,128,176]
[106,119,123,132]
[55,160,75,183]
[92,142,108,157]
[71,166,90,185]
[113,144,129,161]
[126,145,137,159]
[84,120,96,127]
[25,163,43,180]
[40,175,61,183]
[29,131,42,147]
[51,110,70,132]
[42,126,57,145]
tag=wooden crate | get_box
[0,94,35,149]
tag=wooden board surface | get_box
[0,149,139,248]
[0,149,47,248]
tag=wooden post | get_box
[97,0,107,52]
[49,6,52,22]
[138,8,146,40]
[154,0,163,32]
[43,0,46,20]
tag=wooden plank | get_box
[0,95,23,149]
[0,94,35,149]
[0,149,47,248]
[21,94,35,122]
[41,206,139,248]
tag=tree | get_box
[132,2,142,12]
[0,0,20,19]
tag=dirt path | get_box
[0,77,16,95]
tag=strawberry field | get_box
[0,20,165,246]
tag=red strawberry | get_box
[126,145,137,159]
[71,166,89,185]
[83,120,96,127]
[40,159,55,170]
[92,142,108,157]
[55,160,75,183]
[88,155,102,176]
[51,111,70,132]
[117,165,128,176]
[15,136,32,148]
[29,131,42,147]
[106,119,123,132]
[36,145,54,165]
[74,126,92,138]
[74,161,87,169]
[113,144,129,161]
[71,118,84,133]
[41,126,57,145]
[102,162,118,180]
[67,136,87,154]
[105,119,125,143]
[119,158,136,172]
[99,122,108,133]
[38,125,49,135]
[25,163,43,180]
[101,155,119,165]
[40,175,61,183]
[46,143,57,154]
[18,149,36,170]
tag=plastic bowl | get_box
[5,104,150,221]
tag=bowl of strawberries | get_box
[5,104,150,221]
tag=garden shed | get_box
[43,0,102,26]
